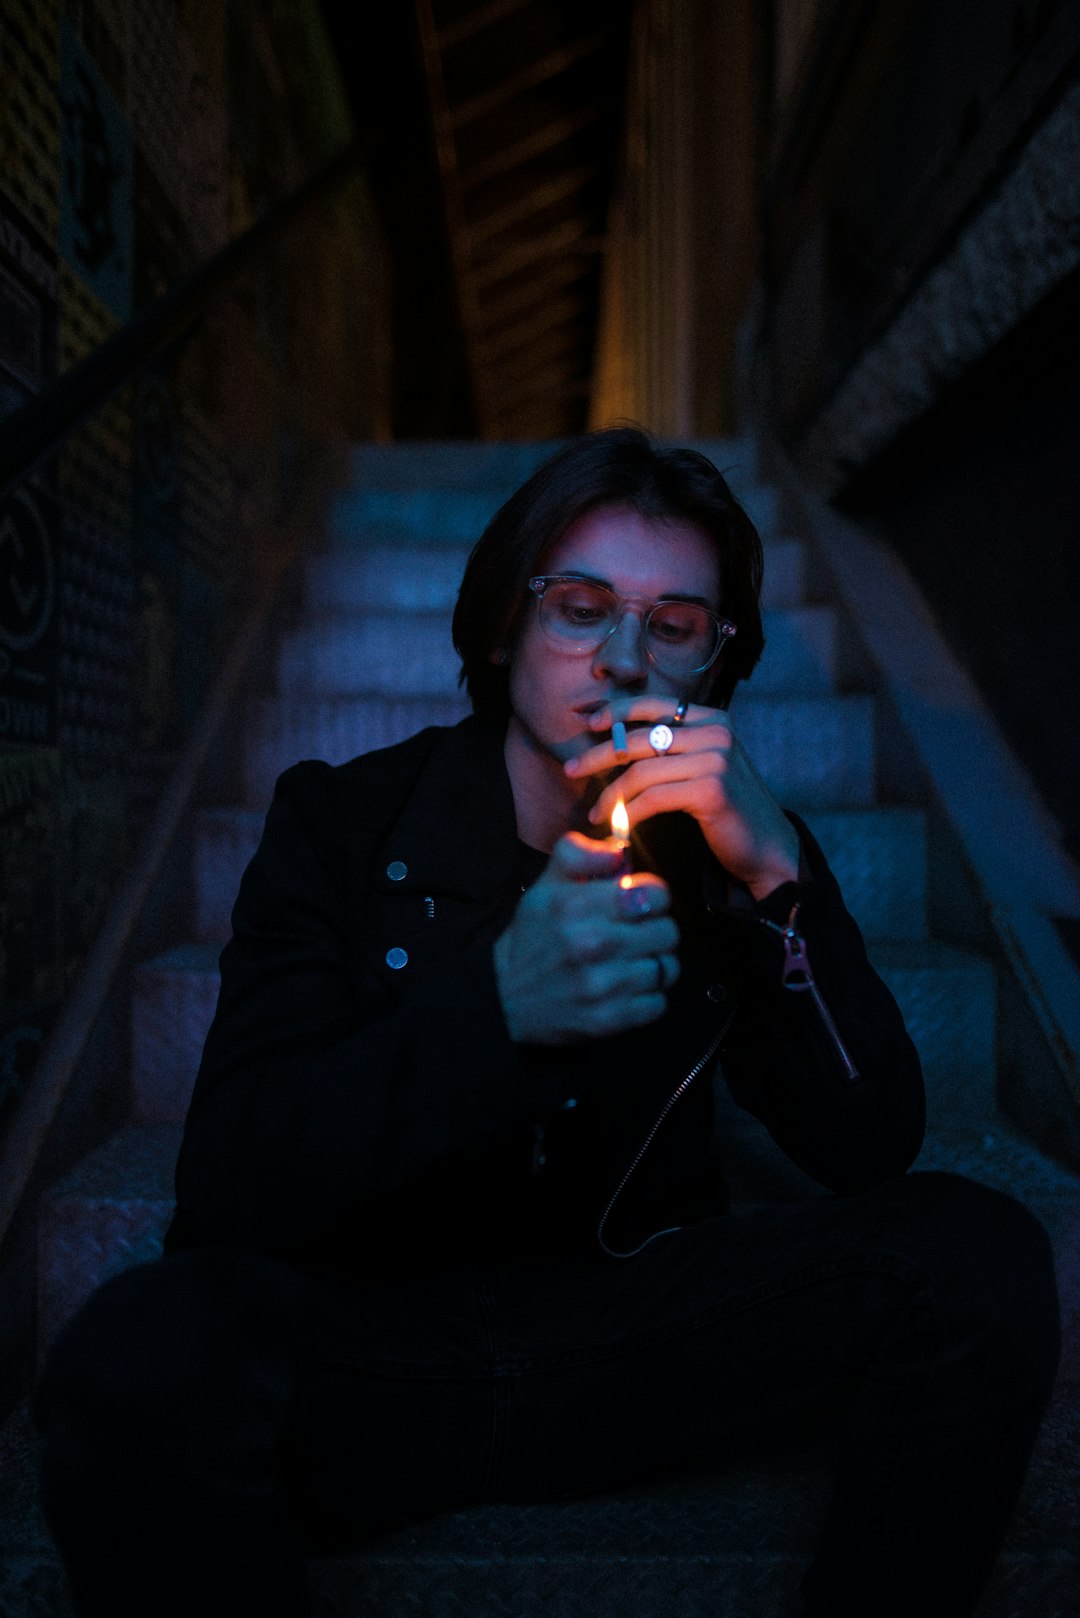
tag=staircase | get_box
[5,439,1079,1617]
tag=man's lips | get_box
[572,699,608,718]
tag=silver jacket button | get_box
[385,947,409,970]
[387,860,408,881]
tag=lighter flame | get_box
[611,797,629,842]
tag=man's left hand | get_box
[564,697,800,902]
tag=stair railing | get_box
[0,141,364,1254]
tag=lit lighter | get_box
[610,797,632,882]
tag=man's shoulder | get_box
[271,717,484,833]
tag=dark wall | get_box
[0,0,388,1201]
[755,0,1080,855]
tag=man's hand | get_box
[564,697,800,901]
[494,831,680,1045]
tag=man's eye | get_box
[650,615,693,643]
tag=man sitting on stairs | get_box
[36,430,1059,1618]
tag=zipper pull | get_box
[780,925,813,991]
[760,905,861,1082]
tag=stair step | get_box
[303,535,809,615]
[801,807,927,942]
[240,692,876,814]
[341,437,756,491]
[128,935,991,1134]
[733,693,876,808]
[36,1123,181,1363]
[193,807,264,941]
[192,804,929,948]
[243,693,472,809]
[870,942,996,1120]
[6,1350,1080,1618]
[131,944,220,1125]
[276,605,840,700]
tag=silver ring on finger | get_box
[648,722,675,755]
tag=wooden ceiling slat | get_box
[491,333,586,388]
[478,293,590,361]
[460,106,601,192]
[470,223,604,288]
[466,163,601,248]
[481,257,590,328]
[414,0,490,426]
[447,31,608,132]
[436,0,534,52]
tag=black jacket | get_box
[166,716,925,1276]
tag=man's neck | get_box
[503,719,584,853]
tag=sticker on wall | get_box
[0,192,59,425]
[59,18,133,324]
[0,481,60,746]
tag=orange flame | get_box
[611,797,629,843]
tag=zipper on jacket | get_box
[531,1122,547,1175]
[761,904,861,1084]
[596,1003,735,1260]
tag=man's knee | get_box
[35,1247,306,1489]
[876,1171,1059,1378]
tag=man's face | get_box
[500,502,722,767]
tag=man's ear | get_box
[490,648,510,667]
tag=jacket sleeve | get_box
[172,761,567,1253]
[712,814,925,1191]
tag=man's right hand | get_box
[493,831,680,1045]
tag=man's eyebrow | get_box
[558,570,715,609]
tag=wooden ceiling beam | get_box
[448,30,608,131]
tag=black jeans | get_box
[34,1171,1059,1618]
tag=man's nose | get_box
[592,609,648,684]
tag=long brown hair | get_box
[452,428,765,721]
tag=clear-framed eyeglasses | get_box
[526,575,736,680]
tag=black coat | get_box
[166,716,925,1276]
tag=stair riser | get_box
[242,695,472,809]
[37,1196,168,1366]
[304,536,808,615]
[277,606,839,699]
[130,963,220,1124]
[342,438,755,490]
[128,955,995,1130]
[328,480,779,549]
[193,805,928,946]
[240,694,876,814]
[874,956,997,1122]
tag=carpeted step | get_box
[276,606,842,700]
[130,943,221,1124]
[303,534,810,614]
[128,937,992,1137]
[191,804,929,948]
[326,475,777,551]
[35,1123,181,1365]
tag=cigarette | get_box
[611,720,628,757]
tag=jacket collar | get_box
[371,715,520,899]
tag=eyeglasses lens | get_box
[539,581,720,676]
